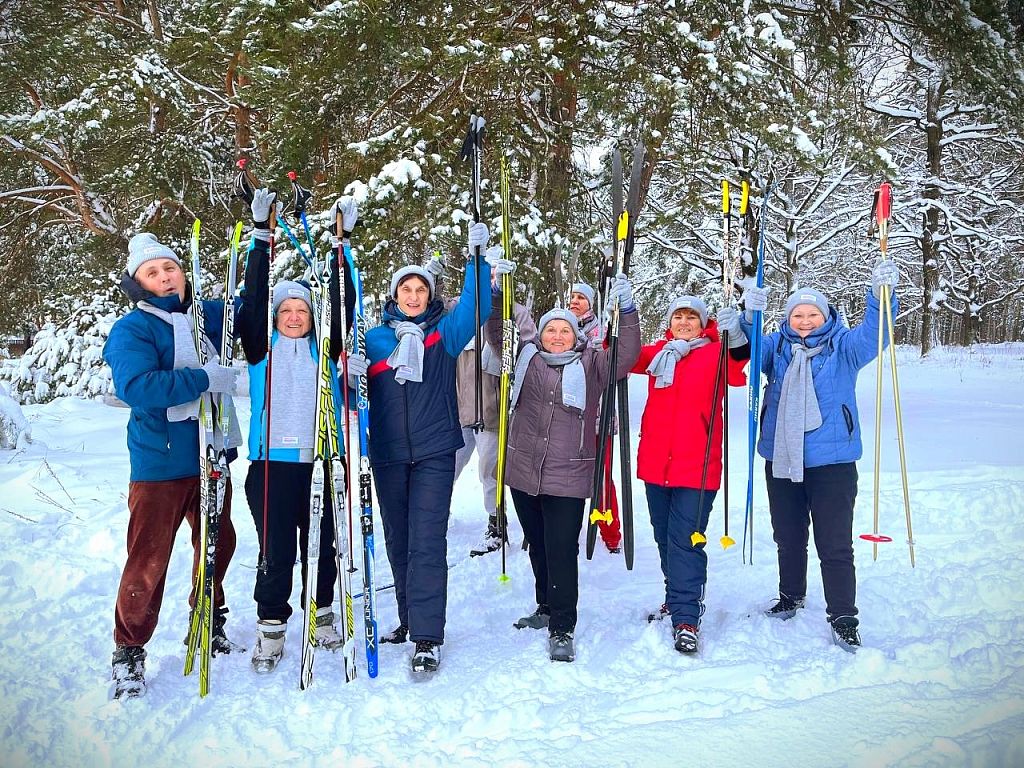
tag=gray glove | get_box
[468,222,489,254]
[346,352,369,389]
[608,273,634,311]
[717,306,747,348]
[251,188,280,229]
[742,285,770,322]
[202,357,241,394]
[872,259,899,298]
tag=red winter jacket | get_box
[631,320,747,490]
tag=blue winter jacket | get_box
[750,290,898,469]
[237,236,354,463]
[363,259,491,467]
[103,290,238,482]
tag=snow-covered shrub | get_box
[0,383,31,449]
[0,288,122,405]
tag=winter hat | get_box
[570,283,596,309]
[784,288,830,320]
[664,296,708,328]
[389,265,435,300]
[272,280,313,316]
[126,233,180,278]
[537,308,587,345]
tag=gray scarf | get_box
[510,344,586,412]
[771,342,825,482]
[646,337,711,388]
[386,320,425,384]
[137,301,242,449]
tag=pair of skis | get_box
[235,162,376,686]
[183,218,243,697]
[586,144,646,570]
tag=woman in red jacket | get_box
[632,297,748,654]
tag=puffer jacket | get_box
[749,290,897,468]
[632,321,747,490]
[362,259,491,467]
[488,307,641,499]
[103,284,237,482]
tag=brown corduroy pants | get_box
[114,476,236,648]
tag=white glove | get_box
[608,273,634,311]
[346,352,369,388]
[333,195,359,232]
[872,259,899,298]
[424,255,446,278]
[485,252,516,276]
[468,222,489,254]
[251,188,280,228]
[202,357,241,394]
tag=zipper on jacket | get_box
[841,404,854,436]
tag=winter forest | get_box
[2,0,1024,401]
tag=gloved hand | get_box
[742,285,770,322]
[346,352,369,389]
[202,357,241,394]
[468,221,489,254]
[332,195,359,233]
[872,259,899,298]
[424,254,446,278]
[608,272,634,311]
[251,188,281,230]
[485,251,516,276]
[717,306,748,348]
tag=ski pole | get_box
[459,113,486,433]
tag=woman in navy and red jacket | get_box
[345,222,493,674]
[631,296,748,654]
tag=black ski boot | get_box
[764,594,805,620]
[513,605,550,630]
[830,616,861,653]
[381,624,409,644]
[647,603,669,623]
[410,640,441,673]
[112,645,147,700]
[212,606,246,655]
[470,516,507,557]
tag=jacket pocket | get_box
[841,404,854,436]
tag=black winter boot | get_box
[112,645,147,700]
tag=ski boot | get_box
[112,645,147,700]
[673,624,699,654]
[251,619,286,674]
[830,616,861,653]
[410,640,441,673]
[314,607,344,651]
[381,624,409,644]
[470,516,507,557]
[548,632,575,662]
[212,606,246,655]
[764,594,805,621]
[513,605,550,630]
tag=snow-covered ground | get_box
[1,345,1023,768]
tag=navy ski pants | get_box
[374,453,456,644]
[244,461,339,623]
[765,461,859,622]
[644,484,716,629]
[510,490,586,635]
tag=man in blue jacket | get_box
[103,232,243,698]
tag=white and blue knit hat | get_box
[784,288,830,319]
[126,233,180,278]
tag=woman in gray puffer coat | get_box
[487,274,640,662]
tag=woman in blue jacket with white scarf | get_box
[346,222,508,674]
[744,259,899,652]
